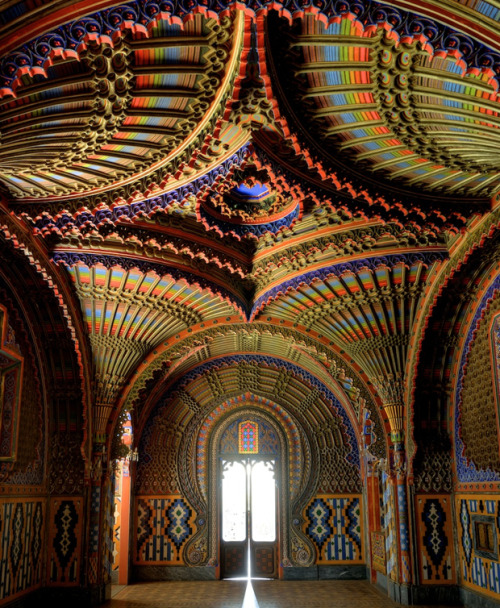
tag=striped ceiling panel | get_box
[254,260,430,377]
[0,13,235,198]
[182,363,337,415]
[163,328,344,395]
[66,263,241,405]
[278,12,500,196]
[69,264,239,323]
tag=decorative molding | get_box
[52,250,247,316]
[252,250,447,318]
[26,144,250,229]
[2,1,500,97]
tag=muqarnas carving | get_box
[458,296,500,476]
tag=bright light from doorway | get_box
[222,458,276,581]
[251,461,276,542]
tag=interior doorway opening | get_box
[221,458,277,580]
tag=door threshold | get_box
[223,577,274,581]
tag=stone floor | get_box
[105,580,461,608]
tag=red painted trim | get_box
[118,471,132,584]
[456,482,500,492]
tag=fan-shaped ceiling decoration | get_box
[267,7,500,197]
[0,9,246,199]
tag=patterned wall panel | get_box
[456,495,500,599]
[303,495,363,563]
[415,495,455,585]
[0,499,44,602]
[103,477,114,583]
[371,531,386,574]
[135,496,196,565]
[48,497,83,586]
[381,471,397,581]
[87,486,101,585]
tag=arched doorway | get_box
[178,390,318,576]
[220,419,279,579]
[209,410,293,579]
[133,368,371,583]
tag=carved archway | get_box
[182,395,317,574]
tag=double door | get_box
[221,458,277,579]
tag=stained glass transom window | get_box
[239,420,259,454]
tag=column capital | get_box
[372,372,406,441]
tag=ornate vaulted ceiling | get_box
[0,9,244,198]
[1,0,499,463]
[269,10,500,197]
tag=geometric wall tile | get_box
[134,496,196,565]
[0,499,45,602]
[48,497,83,586]
[456,495,500,600]
[415,495,456,585]
[303,495,364,563]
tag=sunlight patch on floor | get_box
[242,581,259,608]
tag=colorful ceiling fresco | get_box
[0,10,245,198]
[1,0,500,488]
[269,8,500,197]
